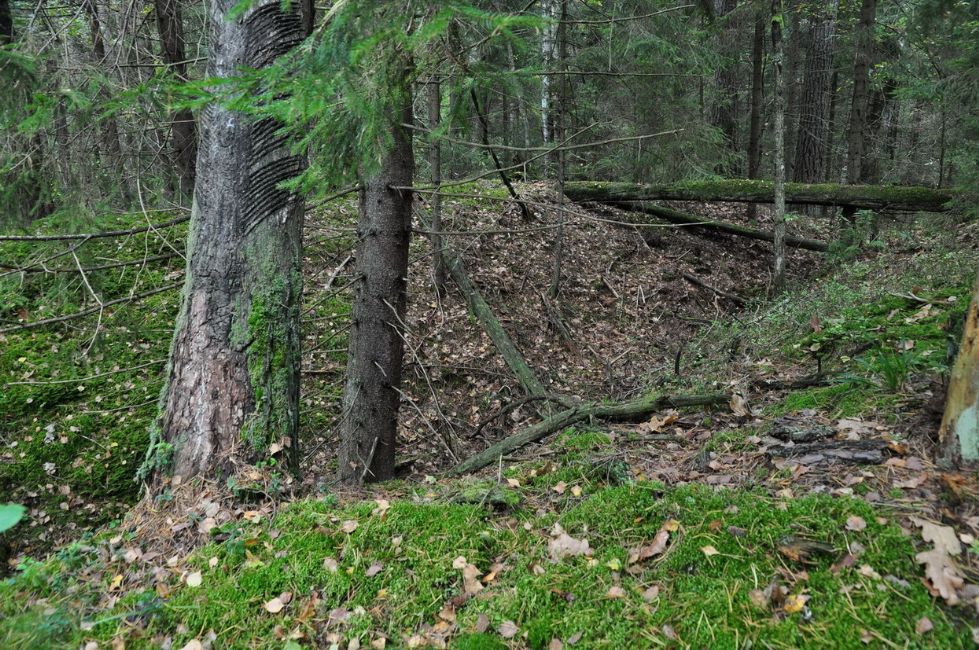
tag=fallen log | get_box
[442,247,548,400]
[765,439,894,465]
[583,199,828,252]
[448,392,729,475]
[565,179,960,213]
[681,271,746,306]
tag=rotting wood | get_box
[449,392,729,475]
[441,246,548,400]
[581,199,828,252]
[765,439,894,464]
[681,271,746,306]
[565,180,960,213]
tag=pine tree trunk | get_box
[429,78,446,296]
[845,0,876,188]
[791,0,838,184]
[150,0,306,484]
[771,0,787,294]
[549,0,568,299]
[747,3,766,181]
[712,0,740,171]
[940,270,979,466]
[540,0,557,150]
[339,83,415,484]
[154,0,197,197]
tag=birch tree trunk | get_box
[771,0,787,294]
[149,0,307,484]
[339,79,415,484]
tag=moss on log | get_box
[565,179,960,213]
[448,392,729,475]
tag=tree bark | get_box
[747,2,766,182]
[791,0,838,184]
[771,0,787,293]
[154,0,197,197]
[562,180,960,212]
[712,0,740,171]
[540,0,557,150]
[150,0,306,484]
[549,0,568,298]
[339,80,415,484]
[428,78,446,297]
[940,270,979,466]
[449,392,729,475]
[845,0,876,188]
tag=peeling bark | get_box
[150,0,306,484]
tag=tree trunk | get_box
[712,0,740,171]
[540,0,557,150]
[149,0,306,484]
[844,0,876,188]
[339,81,415,484]
[747,3,766,181]
[771,0,787,294]
[940,270,979,466]
[154,0,197,197]
[549,0,568,298]
[428,78,446,297]
[791,0,838,184]
[82,0,133,202]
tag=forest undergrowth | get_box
[2,186,979,648]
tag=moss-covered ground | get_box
[2,477,973,649]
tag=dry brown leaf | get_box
[916,617,934,634]
[340,520,359,534]
[642,585,660,602]
[265,597,285,614]
[366,562,384,578]
[916,548,964,604]
[915,519,962,555]
[549,525,592,561]
[498,620,519,639]
[700,545,719,557]
[845,516,867,532]
[475,614,490,633]
[628,530,670,564]
[606,585,626,599]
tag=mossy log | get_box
[442,247,548,400]
[565,179,959,213]
[448,392,729,475]
[585,199,828,252]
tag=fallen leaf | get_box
[553,481,567,494]
[181,642,203,650]
[548,638,563,650]
[340,520,359,534]
[498,620,519,639]
[323,557,339,572]
[462,563,484,595]
[915,519,962,555]
[662,519,680,532]
[265,597,285,614]
[549,525,592,561]
[185,572,202,588]
[642,585,660,602]
[570,486,582,497]
[475,614,490,633]
[628,530,669,564]
[365,562,384,578]
[606,585,625,599]
[701,545,720,557]
[916,548,964,604]
[372,499,391,518]
[916,617,934,634]
[783,593,809,614]
[846,516,867,532]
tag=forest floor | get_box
[2,184,979,648]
